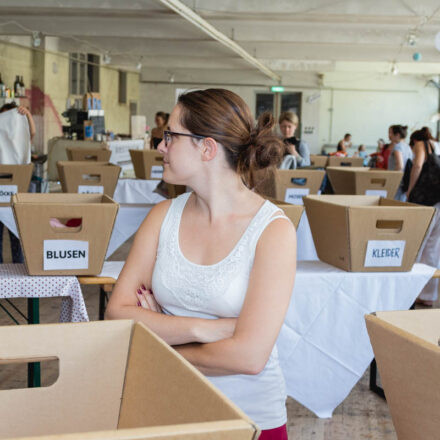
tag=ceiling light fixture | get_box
[32,31,41,48]
[103,52,111,65]
[391,62,399,76]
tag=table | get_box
[296,212,318,261]
[0,206,18,237]
[277,261,436,418]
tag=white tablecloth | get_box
[296,212,318,261]
[0,264,88,322]
[106,179,166,258]
[278,261,436,418]
[0,207,18,237]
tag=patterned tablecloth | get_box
[0,264,88,322]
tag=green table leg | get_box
[27,298,41,388]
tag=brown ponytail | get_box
[177,89,283,186]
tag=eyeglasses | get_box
[163,130,205,147]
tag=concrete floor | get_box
[0,232,438,439]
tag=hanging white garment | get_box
[0,108,31,164]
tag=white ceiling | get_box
[0,0,439,85]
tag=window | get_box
[255,93,275,119]
[255,92,302,122]
[118,71,127,104]
[69,53,99,95]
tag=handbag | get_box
[408,141,440,206]
[400,158,412,192]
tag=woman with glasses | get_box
[106,89,296,439]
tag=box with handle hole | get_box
[129,149,164,180]
[12,193,119,275]
[0,164,33,206]
[326,167,403,198]
[66,147,112,162]
[309,155,329,168]
[327,156,365,167]
[303,195,435,272]
[0,320,258,440]
[57,161,121,197]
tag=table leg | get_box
[27,298,41,388]
[99,288,108,321]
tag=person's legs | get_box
[0,222,4,264]
[259,424,288,440]
[8,229,24,264]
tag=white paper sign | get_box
[0,185,18,203]
[150,165,163,179]
[364,240,406,267]
[43,240,89,270]
[365,189,387,197]
[284,188,310,205]
[78,185,104,194]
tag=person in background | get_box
[278,111,311,167]
[387,124,412,201]
[150,111,169,149]
[0,102,35,263]
[407,127,440,307]
[337,133,352,154]
[106,89,296,439]
[354,144,369,166]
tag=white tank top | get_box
[152,192,289,430]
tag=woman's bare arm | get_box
[407,141,426,196]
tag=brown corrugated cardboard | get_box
[0,164,33,206]
[129,149,164,180]
[267,198,304,229]
[327,156,365,167]
[303,195,435,272]
[57,161,121,197]
[309,155,328,168]
[0,320,258,439]
[66,147,112,162]
[365,310,440,440]
[12,193,119,276]
[326,167,403,198]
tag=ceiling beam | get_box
[155,0,281,83]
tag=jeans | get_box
[0,222,24,263]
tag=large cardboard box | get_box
[12,193,119,276]
[326,167,403,198]
[268,198,304,229]
[57,161,121,197]
[327,156,365,167]
[303,195,434,272]
[365,310,440,440]
[309,155,328,168]
[0,164,33,206]
[0,320,258,439]
[129,149,164,180]
[66,147,112,162]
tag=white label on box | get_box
[150,165,163,179]
[365,189,388,197]
[0,185,18,203]
[77,185,104,194]
[43,240,89,270]
[284,188,310,205]
[364,240,406,267]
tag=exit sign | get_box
[271,86,285,92]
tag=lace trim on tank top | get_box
[155,193,284,310]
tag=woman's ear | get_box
[200,137,218,162]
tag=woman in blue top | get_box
[387,124,413,201]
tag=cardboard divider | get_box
[66,147,112,162]
[0,320,258,440]
[365,310,440,440]
[303,195,435,272]
[326,167,403,198]
[12,193,119,275]
[327,156,365,167]
[0,164,33,206]
[309,155,328,168]
[129,150,164,180]
[57,161,121,197]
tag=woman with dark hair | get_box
[388,124,413,200]
[407,127,440,306]
[150,111,169,149]
[106,89,296,439]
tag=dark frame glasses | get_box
[163,130,205,147]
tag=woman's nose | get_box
[157,138,167,154]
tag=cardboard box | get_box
[0,320,258,439]
[327,156,365,167]
[365,310,440,440]
[129,149,164,180]
[83,120,94,140]
[267,198,304,229]
[309,155,328,168]
[303,195,434,272]
[83,92,101,111]
[57,161,121,197]
[0,164,33,206]
[326,167,403,198]
[66,147,112,162]
[12,193,119,276]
